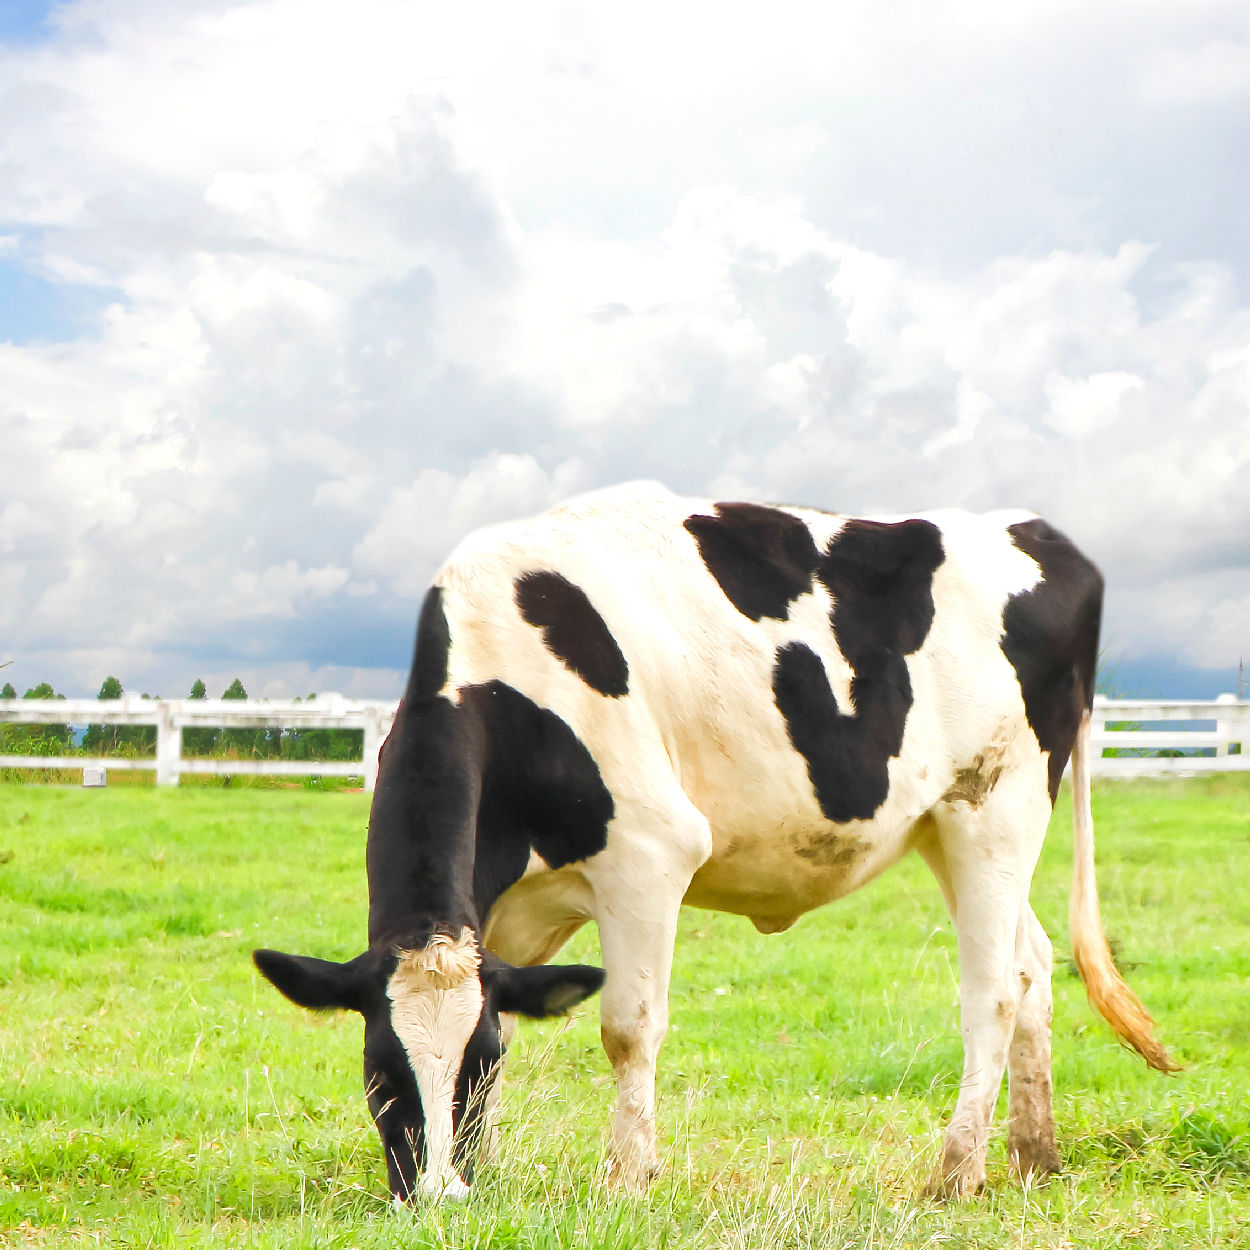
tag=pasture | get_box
[2,779,1249,1248]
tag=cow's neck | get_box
[366,692,483,947]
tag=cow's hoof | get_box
[926,1151,986,1200]
[606,1153,660,1193]
[924,1173,986,1202]
[1009,1139,1062,1184]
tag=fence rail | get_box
[2,693,1247,788]
[0,695,399,791]
[1088,693,1248,777]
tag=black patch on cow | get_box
[515,571,629,697]
[773,643,886,823]
[773,518,945,823]
[1000,518,1103,804]
[466,681,615,906]
[451,1002,503,1185]
[819,519,945,662]
[684,502,821,621]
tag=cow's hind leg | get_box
[918,763,1053,1197]
[1006,902,1061,1179]
[584,788,712,1190]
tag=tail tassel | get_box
[1070,709,1181,1074]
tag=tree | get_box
[82,677,155,755]
[183,679,216,756]
[0,681,21,752]
[3,683,71,753]
[221,678,265,754]
[83,677,124,753]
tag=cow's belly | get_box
[682,808,920,932]
[667,712,946,930]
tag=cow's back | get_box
[432,484,1085,923]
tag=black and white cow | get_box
[255,483,1175,1202]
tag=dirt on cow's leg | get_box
[601,1021,663,1190]
[1007,904,1062,1180]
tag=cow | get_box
[253,482,1175,1203]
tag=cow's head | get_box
[253,928,604,1201]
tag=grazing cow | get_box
[254,483,1175,1202]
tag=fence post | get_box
[1215,692,1236,758]
[156,702,181,787]
[1090,693,1108,766]
[363,705,383,793]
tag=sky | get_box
[1,0,1247,702]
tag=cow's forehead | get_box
[385,933,487,1198]
[387,969,484,1075]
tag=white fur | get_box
[387,930,484,1198]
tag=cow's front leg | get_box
[586,791,711,1190]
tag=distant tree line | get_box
[0,681,73,755]
[182,678,363,760]
[84,676,158,753]
[1,678,362,761]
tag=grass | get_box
[2,777,1250,1247]
[0,762,365,791]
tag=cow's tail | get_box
[1069,710,1180,1072]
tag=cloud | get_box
[219,561,350,620]
[1043,371,1144,438]
[1,0,1248,699]
[354,453,591,597]
[1139,38,1250,104]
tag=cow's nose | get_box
[416,1172,471,1201]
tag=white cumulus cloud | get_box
[354,454,591,597]
[0,0,1247,698]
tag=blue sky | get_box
[0,264,119,343]
[0,0,97,347]
[1,0,1248,702]
[0,1,57,43]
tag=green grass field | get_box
[2,777,1250,1248]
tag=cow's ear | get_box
[486,964,605,1018]
[253,949,366,1013]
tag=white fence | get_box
[1,693,1247,789]
[1087,693,1248,777]
[0,695,398,791]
